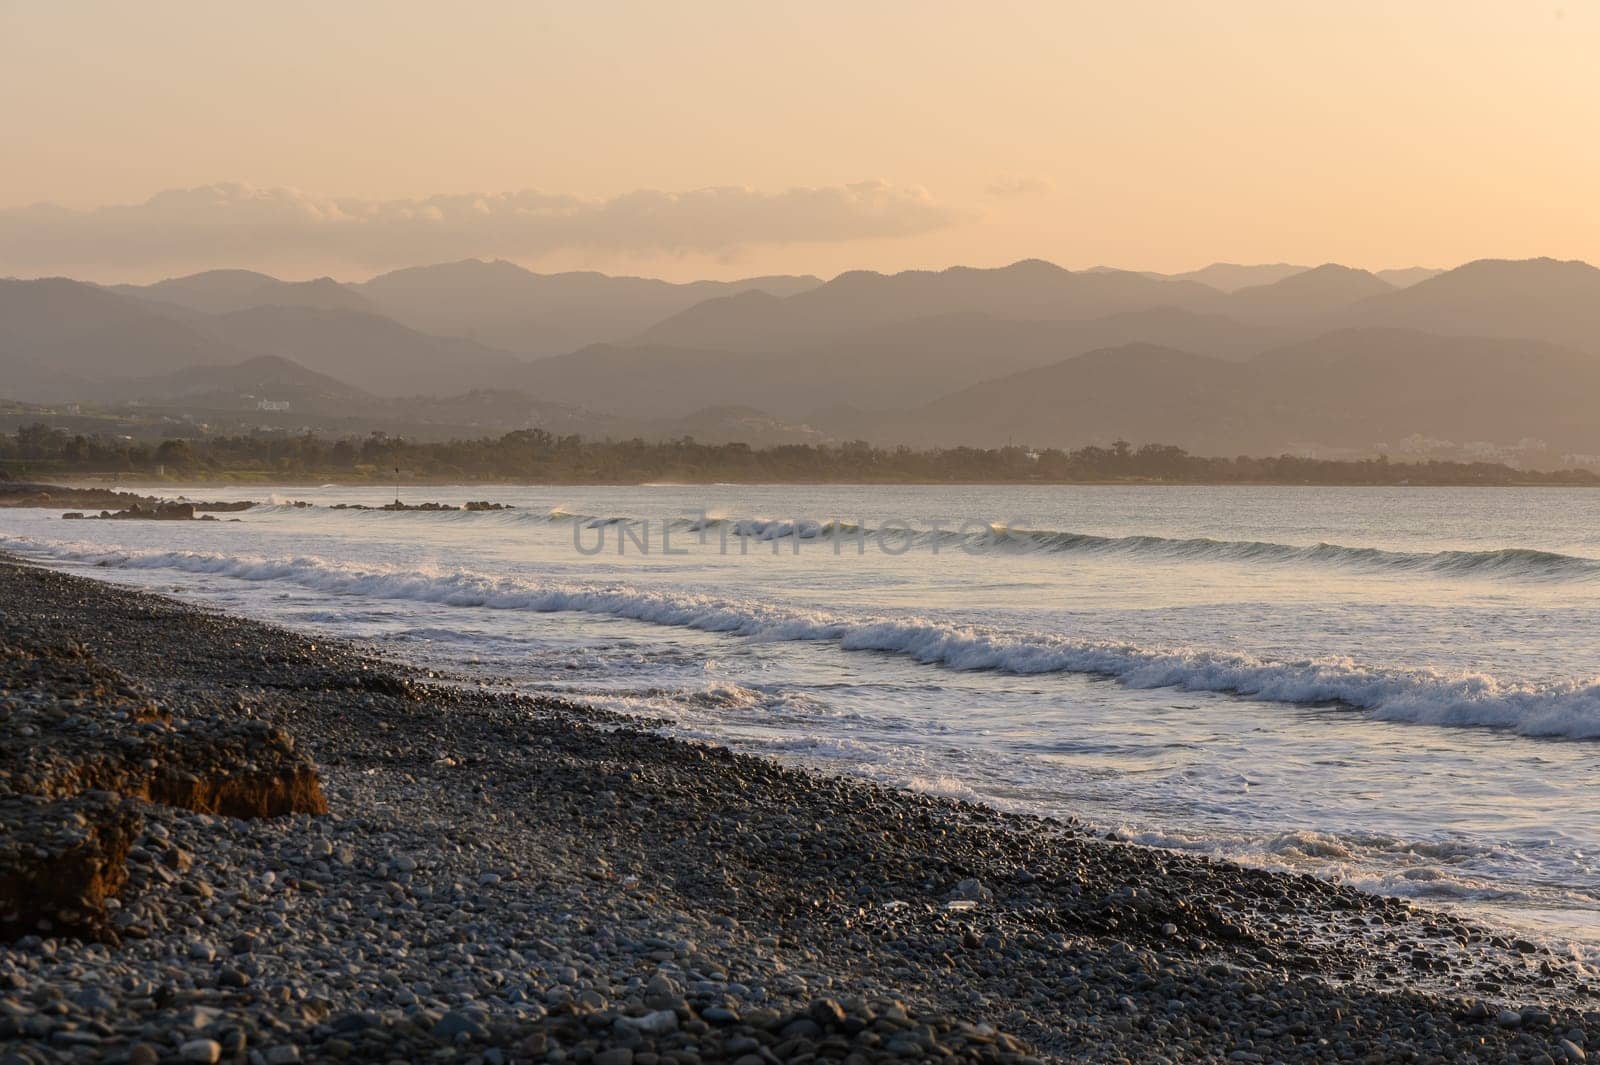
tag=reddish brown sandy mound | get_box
[0,792,142,942]
[1,630,326,941]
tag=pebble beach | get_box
[2,555,1598,1065]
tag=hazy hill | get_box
[1249,327,1600,448]
[0,278,256,390]
[113,270,377,315]
[1374,267,1443,288]
[188,306,522,396]
[381,389,610,437]
[497,344,763,419]
[629,405,829,446]
[1092,263,1438,292]
[502,333,1024,420]
[3,273,525,402]
[369,391,822,444]
[8,256,1600,459]
[1338,258,1600,353]
[357,259,821,355]
[872,344,1254,451]
[1226,264,1395,323]
[498,307,1287,419]
[123,354,370,409]
[1166,262,1309,291]
[0,360,93,405]
[635,260,1230,351]
[859,327,1600,454]
[790,306,1284,380]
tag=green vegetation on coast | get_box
[2,423,1595,487]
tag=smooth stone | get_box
[179,1039,222,1064]
[71,988,115,1012]
[949,878,992,903]
[432,1011,488,1040]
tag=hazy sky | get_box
[2,1,1595,282]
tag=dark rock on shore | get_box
[0,483,156,512]
[0,481,257,520]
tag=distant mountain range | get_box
[868,328,1600,454]
[354,259,821,356]
[1089,262,1443,291]
[109,270,377,316]
[3,256,1599,461]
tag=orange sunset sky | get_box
[2,1,1595,281]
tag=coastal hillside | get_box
[1334,257,1600,353]
[0,279,258,386]
[862,329,1600,454]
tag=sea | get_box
[5,483,1600,956]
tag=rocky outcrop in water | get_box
[1,483,156,511]
[326,499,516,511]
[0,481,257,520]
[64,501,197,520]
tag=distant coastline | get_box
[24,474,1600,491]
[5,426,1597,489]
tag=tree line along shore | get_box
[2,424,1597,487]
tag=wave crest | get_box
[6,535,1600,741]
[278,504,1600,581]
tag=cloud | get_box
[985,175,1055,198]
[0,181,965,275]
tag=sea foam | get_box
[6,534,1600,741]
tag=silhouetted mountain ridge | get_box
[1226,264,1394,323]
[113,270,378,315]
[357,258,822,354]
[5,256,1600,461]
[636,259,1231,350]
[1338,258,1600,353]
[861,327,1600,454]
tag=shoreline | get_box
[3,557,1598,1063]
[19,475,1600,491]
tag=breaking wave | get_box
[245,503,1600,581]
[7,534,1600,740]
[1008,532,1600,581]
